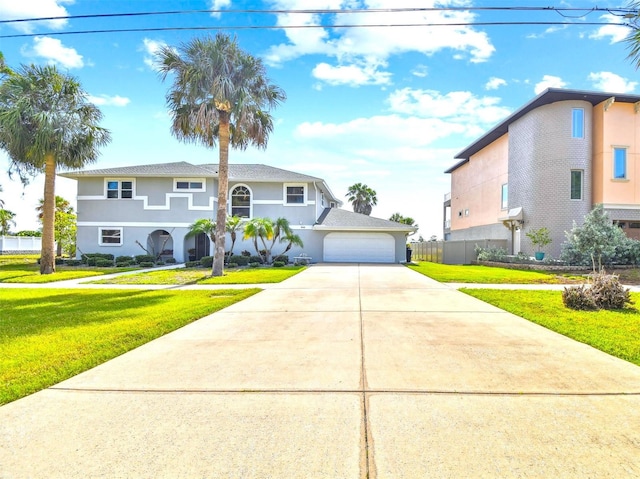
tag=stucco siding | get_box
[508,100,593,257]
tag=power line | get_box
[0,6,636,39]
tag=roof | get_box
[446,88,640,174]
[314,208,416,232]
[60,161,323,183]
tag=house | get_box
[443,88,640,258]
[60,162,415,263]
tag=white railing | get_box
[0,235,42,252]
[444,192,451,202]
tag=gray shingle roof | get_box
[61,161,322,182]
[315,208,416,231]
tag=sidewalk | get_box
[1,264,640,478]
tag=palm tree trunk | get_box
[212,113,230,276]
[40,154,56,274]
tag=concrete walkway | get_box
[1,264,640,478]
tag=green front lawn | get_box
[0,256,135,283]
[462,288,640,366]
[92,265,306,285]
[408,261,583,284]
[1,288,260,405]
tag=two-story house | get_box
[61,162,415,263]
[444,88,640,258]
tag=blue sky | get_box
[0,0,638,238]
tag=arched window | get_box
[231,185,251,218]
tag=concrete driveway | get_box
[1,264,640,478]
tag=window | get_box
[501,183,508,209]
[614,147,627,179]
[174,178,205,191]
[106,180,133,199]
[285,185,305,204]
[231,185,251,217]
[99,228,122,246]
[572,108,584,138]
[570,170,583,200]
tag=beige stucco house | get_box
[444,88,640,257]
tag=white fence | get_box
[0,235,42,254]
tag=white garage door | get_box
[323,232,395,263]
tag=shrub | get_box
[116,255,132,263]
[165,257,177,264]
[272,261,285,268]
[134,255,155,264]
[249,262,260,268]
[116,261,133,267]
[563,272,633,310]
[227,263,239,268]
[229,255,249,266]
[200,256,214,268]
[82,253,114,265]
[65,259,82,266]
[241,250,252,257]
[139,261,155,268]
[273,255,289,264]
[95,258,114,267]
[475,245,507,262]
[249,255,263,265]
[185,261,200,268]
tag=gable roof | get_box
[446,88,640,174]
[314,208,416,232]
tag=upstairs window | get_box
[614,147,627,179]
[570,170,583,200]
[501,183,508,209]
[285,185,305,204]
[106,180,133,199]
[572,108,584,138]
[231,185,251,218]
[174,178,205,192]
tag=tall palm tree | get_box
[389,212,418,227]
[156,34,286,276]
[346,183,378,215]
[0,64,111,273]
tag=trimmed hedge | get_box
[273,261,285,268]
[200,256,214,268]
[134,255,155,264]
[273,255,289,264]
[229,255,249,266]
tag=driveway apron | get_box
[1,264,640,478]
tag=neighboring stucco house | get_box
[60,162,415,263]
[443,88,640,257]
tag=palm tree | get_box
[156,34,286,276]
[243,217,274,263]
[626,5,640,68]
[0,64,111,274]
[346,183,378,215]
[0,208,15,235]
[186,218,217,251]
[389,212,418,228]
[270,217,303,259]
[225,214,244,258]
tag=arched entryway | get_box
[148,230,174,260]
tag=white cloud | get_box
[0,0,72,33]
[588,71,637,93]
[264,1,495,86]
[141,38,170,70]
[534,75,567,94]
[590,14,629,44]
[210,0,231,18]
[312,59,392,86]
[411,65,428,78]
[485,77,507,90]
[23,36,83,69]
[88,94,131,107]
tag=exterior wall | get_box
[593,101,640,206]
[508,100,593,257]
[450,134,509,232]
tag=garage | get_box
[323,232,395,263]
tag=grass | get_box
[408,261,583,284]
[0,255,136,283]
[461,288,640,366]
[92,265,306,285]
[0,288,260,405]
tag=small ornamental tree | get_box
[526,227,552,252]
[563,204,626,272]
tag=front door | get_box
[195,233,210,260]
